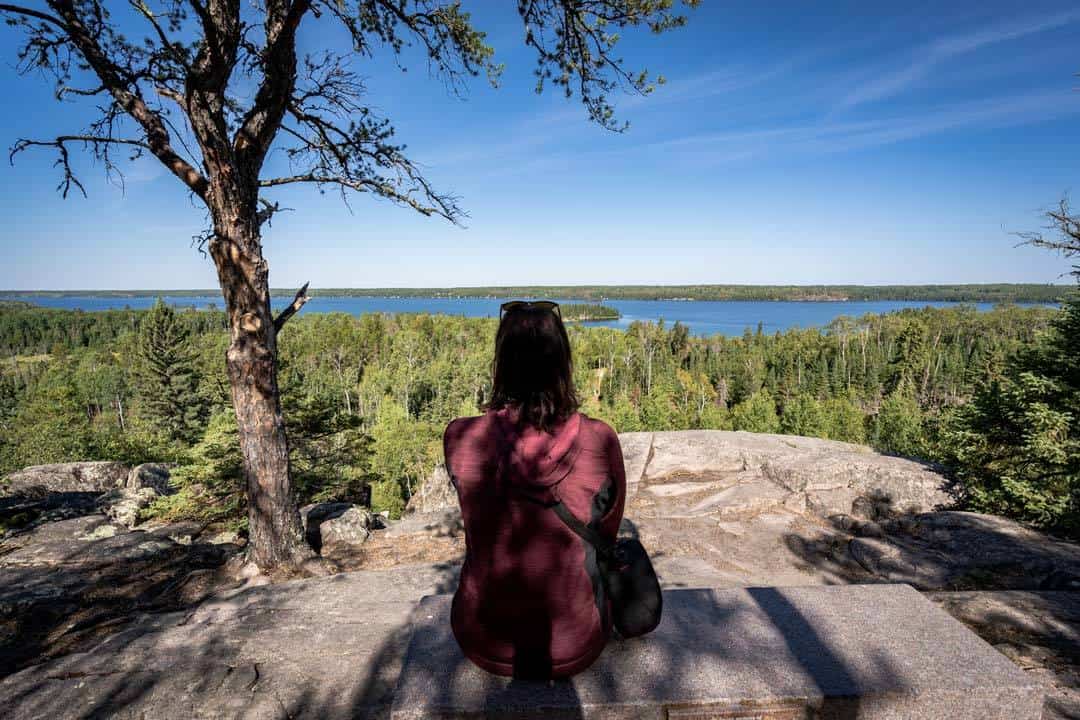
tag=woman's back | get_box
[444,406,626,679]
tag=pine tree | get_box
[135,299,207,445]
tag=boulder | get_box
[321,507,374,550]
[405,464,457,514]
[125,463,172,494]
[405,430,951,520]
[2,461,129,497]
[301,502,372,552]
[99,487,160,528]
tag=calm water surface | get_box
[2,295,1042,338]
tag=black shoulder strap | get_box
[551,501,615,559]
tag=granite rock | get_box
[2,461,129,497]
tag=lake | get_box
[1,294,1046,337]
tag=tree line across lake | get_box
[0,294,1076,536]
[1,283,1068,304]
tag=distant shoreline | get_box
[0,283,1070,304]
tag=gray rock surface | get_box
[125,463,172,494]
[320,506,374,550]
[0,562,460,719]
[927,591,1080,720]
[391,585,1044,720]
[2,431,1077,719]
[405,464,455,514]
[2,461,129,496]
[838,511,1080,591]
[98,486,160,528]
[638,430,950,519]
[0,515,241,677]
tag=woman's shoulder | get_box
[443,411,499,447]
[577,413,620,446]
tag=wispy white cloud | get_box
[837,10,1080,112]
[622,88,1080,165]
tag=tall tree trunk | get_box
[208,202,311,572]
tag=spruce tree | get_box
[943,290,1080,533]
[135,299,206,445]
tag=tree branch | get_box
[38,0,210,199]
[259,173,460,221]
[10,135,152,198]
[234,0,313,171]
[0,3,66,29]
[274,281,310,331]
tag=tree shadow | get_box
[0,517,238,678]
[8,496,1069,719]
[783,492,1080,592]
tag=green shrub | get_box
[370,479,406,519]
[731,390,781,434]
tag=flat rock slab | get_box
[391,584,1044,719]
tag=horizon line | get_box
[0,281,1073,294]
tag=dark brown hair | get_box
[486,305,579,431]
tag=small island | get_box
[560,303,621,322]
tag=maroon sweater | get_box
[443,408,626,679]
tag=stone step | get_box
[390,584,1044,719]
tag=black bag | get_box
[550,501,663,639]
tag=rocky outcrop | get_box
[1,463,174,534]
[634,430,950,519]
[840,511,1080,591]
[0,514,242,677]
[1,430,1077,719]
[407,430,951,522]
[2,461,129,497]
[928,591,1080,720]
[405,464,455,515]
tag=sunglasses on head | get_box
[499,300,561,320]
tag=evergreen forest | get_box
[1,293,1076,536]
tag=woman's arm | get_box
[598,423,626,540]
[443,417,463,490]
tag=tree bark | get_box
[208,199,311,571]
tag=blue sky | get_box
[0,0,1078,290]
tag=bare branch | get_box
[10,135,152,198]
[29,0,210,198]
[56,83,107,100]
[1015,196,1080,279]
[128,0,190,72]
[0,3,65,29]
[259,172,461,222]
[274,281,310,331]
